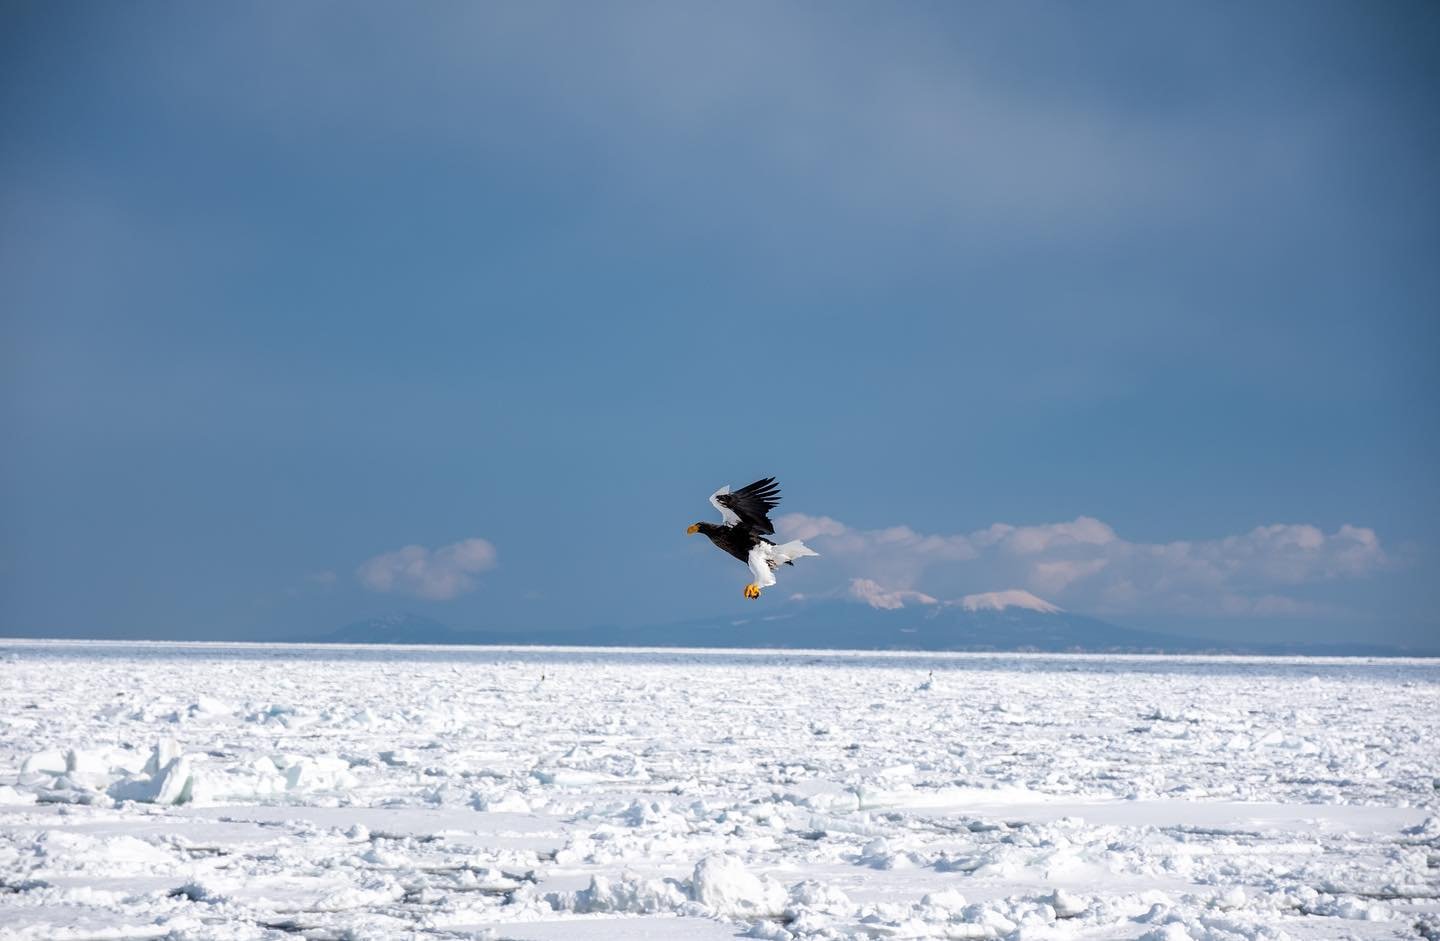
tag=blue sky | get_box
[2,2,1436,647]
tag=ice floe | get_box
[0,641,1435,939]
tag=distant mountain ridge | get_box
[327,613,458,645]
[3,596,1427,656]
[317,601,1423,657]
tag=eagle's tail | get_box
[772,539,818,564]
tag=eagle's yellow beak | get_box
[686,523,700,535]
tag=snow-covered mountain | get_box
[957,589,1061,614]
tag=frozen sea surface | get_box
[1,641,1436,940]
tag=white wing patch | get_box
[709,486,740,527]
[747,543,779,588]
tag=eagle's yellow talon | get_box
[743,583,761,599]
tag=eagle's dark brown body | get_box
[693,520,772,563]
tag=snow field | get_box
[0,643,1436,939]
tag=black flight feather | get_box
[717,476,782,535]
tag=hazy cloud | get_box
[777,513,1385,617]
[976,517,1119,555]
[1030,558,1111,595]
[356,538,497,601]
[101,3,1346,250]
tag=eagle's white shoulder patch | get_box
[709,486,740,527]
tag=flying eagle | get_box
[686,477,818,599]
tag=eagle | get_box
[686,477,818,599]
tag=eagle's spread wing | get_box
[715,477,781,535]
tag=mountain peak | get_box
[956,589,1062,614]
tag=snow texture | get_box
[1,640,1436,940]
[957,589,1062,614]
